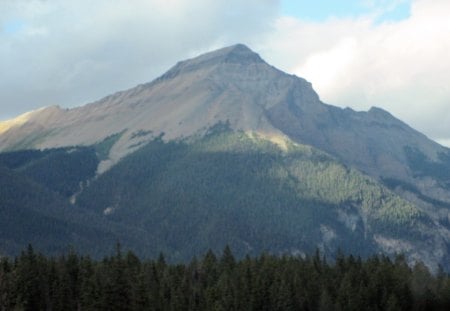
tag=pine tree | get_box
[0,258,13,310]
[15,245,46,310]
[318,289,334,311]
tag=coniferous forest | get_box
[1,245,450,311]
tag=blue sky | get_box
[281,0,411,22]
[3,19,25,35]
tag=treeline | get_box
[1,246,450,310]
[76,129,426,262]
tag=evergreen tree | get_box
[1,245,450,310]
[15,245,46,310]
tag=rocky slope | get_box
[0,44,297,172]
[1,44,450,268]
[1,45,448,189]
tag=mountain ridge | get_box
[0,44,320,172]
[1,44,450,269]
[1,43,448,205]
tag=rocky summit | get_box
[1,44,450,270]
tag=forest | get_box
[0,245,449,311]
[0,127,436,262]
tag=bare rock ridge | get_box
[0,44,318,170]
[2,43,450,269]
[158,44,265,80]
[0,43,449,203]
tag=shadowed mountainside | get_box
[1,44,450,269]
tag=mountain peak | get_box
[158,43,264,80]
[212,43,259,58]
[189,43,263,64]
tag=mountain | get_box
[1,44,450,269]
[0,151,132,257]
[0,147,184,258]
[0,44,314,172]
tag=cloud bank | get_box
[264,0,450,144]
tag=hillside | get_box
[0,148,171,258]
[1,44,448,205]
[1,44,450,269]
[75,126,447,266]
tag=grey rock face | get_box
[0,44,315,169]
[1,44,450,268]
[1,43,448,199]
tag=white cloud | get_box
[263,0,450,144]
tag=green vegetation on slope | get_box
[0,147,99,197]
[77,125,425,261]
[0,149,168,258]
[0,125,431,263]
[0,166,113,256]
[94,130,126,160]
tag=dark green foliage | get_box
[0,147,99,197]
[94,131,125,161]
[0,166,87,254]
[0,149,51,169]
[20,147,99,197]
[0,164,161,259]
[1,246,449,310]
[0,146,167,259]
[0,126,437,266]
[76,127,425,261]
